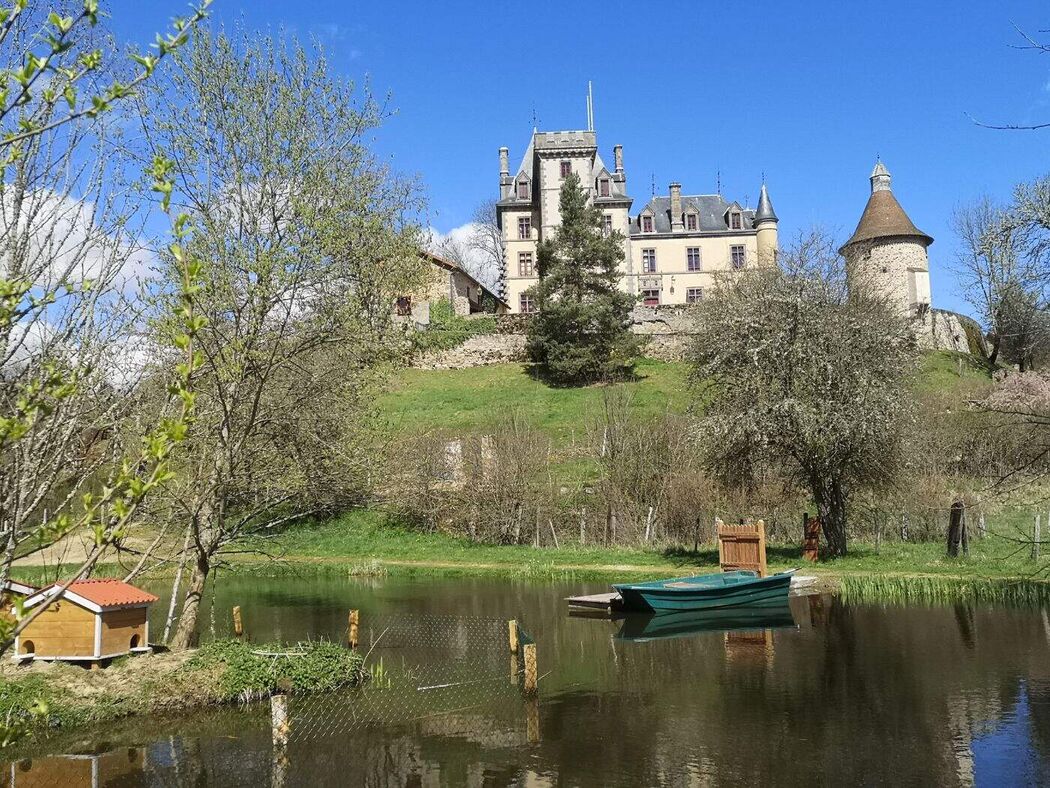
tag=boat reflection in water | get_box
[612,602,797,643]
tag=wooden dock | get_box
[565,575,821,612]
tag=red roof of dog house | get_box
[42,579,158,610]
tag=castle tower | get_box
[840,160,933,318]
[754,183,779,265]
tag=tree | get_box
[467,198,504,291]
[688,231,917,557]
[140,28,426,649]
[951,195,1049,369]
[0,1,208,662]
[525,173,638,385]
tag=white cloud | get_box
[0,189,154,294]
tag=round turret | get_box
[754,183,779,265]
[841,160,932,317]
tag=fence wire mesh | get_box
[287,613,528,744]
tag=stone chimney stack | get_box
[613,144,624,176]
[499,146,511,200]
[669,182,684,231]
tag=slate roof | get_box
[841,189,933,250]
[754,184,778,223]
[631,194,756,234]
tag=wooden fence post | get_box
[508,619,519,654]
[525,694,540,744]
[1034,514,1042,562]
[271,694,290,788]
[232,606,243,638]
[348,609,360,650]
[947,499,965,558]
[579,508,586,545]
[522,642,538,696]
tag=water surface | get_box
[4,575,1049,786]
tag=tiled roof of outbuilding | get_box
[59,579,157,609]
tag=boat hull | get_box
[613,571,794,612]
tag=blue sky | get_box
[118,1,1050,316]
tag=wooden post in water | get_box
[525,694,540,744]
[508,619,519,654]
[522,642,538,696]
[348,609,360,650]
[232,606,243,638]
[1034,514,1042,561]
[271,694,290,788]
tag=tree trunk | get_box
[988,335,1001,366]
[170,553,210,650]
[814,477,848,557]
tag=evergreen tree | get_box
[526,173,639,384]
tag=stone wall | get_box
[415,333,526,370]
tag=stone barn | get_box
[13,579,157,666]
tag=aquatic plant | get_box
[840,574,1050,607]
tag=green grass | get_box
[913,350,994,396]
[377,358,691,445]
[0,639,363,748]
[259,508,1050,588]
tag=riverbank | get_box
[0,639,363,745]
[246,509,1050,591]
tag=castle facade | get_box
[495,128,778,314]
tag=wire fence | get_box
[282,613,536,745]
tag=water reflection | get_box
[3,577,1049,786]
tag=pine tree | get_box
[525,173,639,384]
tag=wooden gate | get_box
[717,519,767,577]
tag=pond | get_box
[4,574,1050,786]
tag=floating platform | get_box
[565,575,820,612]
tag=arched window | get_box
[22,640,34,654]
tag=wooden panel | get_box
[717,519,768,577]
[101,608,147,655]
[20,601,96,658]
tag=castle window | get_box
[729,212,742,230]
[518,251,535,277]
[642,288,660,306]
[599,178,610,197]
[641,215,654,233]
[686,213,698,231]
[518,216,531,240]
[517,181,529,200]
[560,160,571,178]
[687,247,701,271]
[642,248,657,273]
[730,245,746,269]
[519,293,536,313]
[602,215,613,237]
[686,287,703,304]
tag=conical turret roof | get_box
[840,161,932,252]
[754,183,778,223]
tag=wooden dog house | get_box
[12,579,157,665]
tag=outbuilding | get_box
[12,579,157,665]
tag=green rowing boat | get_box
[612,569,796,612]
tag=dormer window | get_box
[729,212,742,230]
[517,181,529,200]
[686,213,697,231]
[642,215,654,233]
[599,178,610,197]
[560,161,571,179]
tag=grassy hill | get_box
[378,351,993,443]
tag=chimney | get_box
[669,182,684,231]
[613,144,624,175]
[499,146,511,199]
